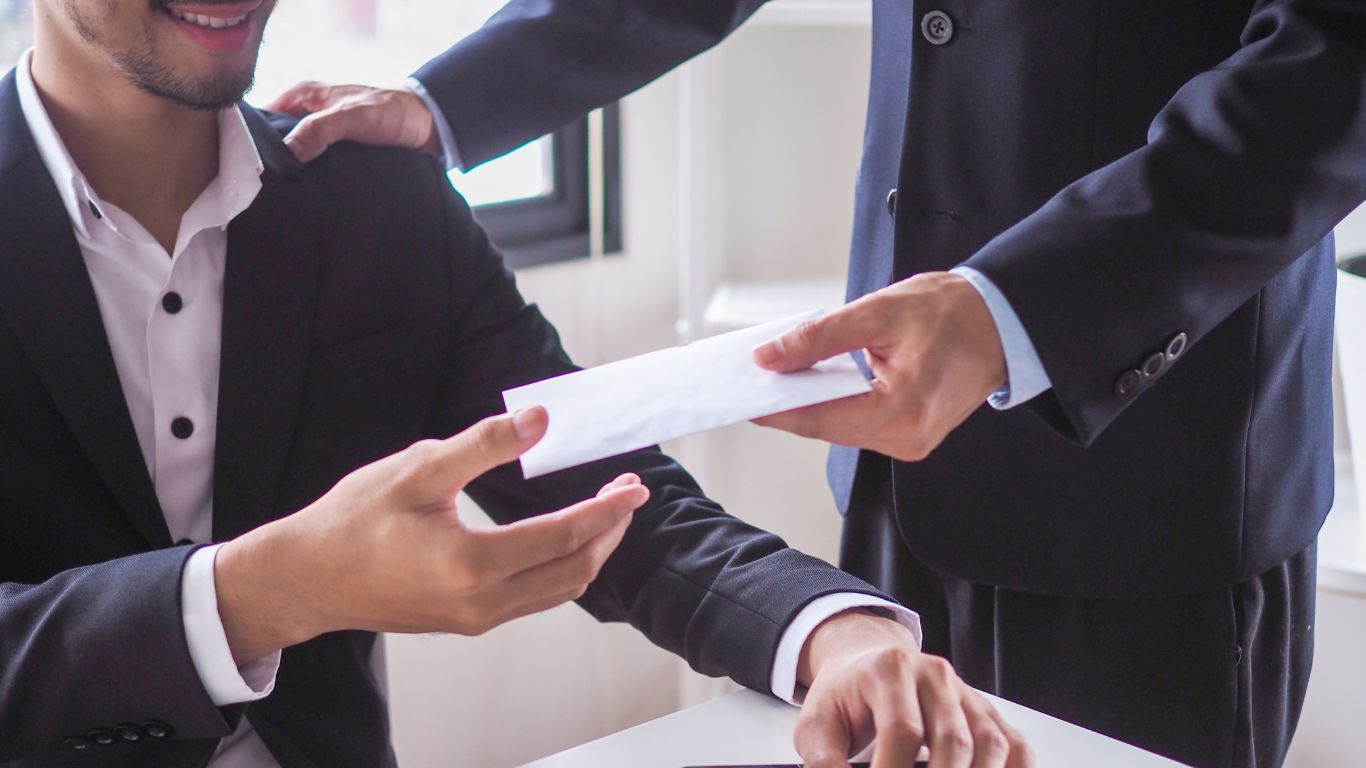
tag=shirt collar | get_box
[15,49,265,244]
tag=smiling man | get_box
[0,1,1030,767]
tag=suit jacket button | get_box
[921,10,955,45]
[87,729,116,746]
[63,736,92,752]
[1114,369,1142,397]
[886,188,898,217]
[1165,332,1188,361]
[142,720,172,739]
[1141,351,1166,378]
[116,724,142,742]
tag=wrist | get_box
[797,609,918,688]
[215,519,328,664]
[935,271,1009,394]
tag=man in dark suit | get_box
[277,1,1366,766]
[0,0,1032,766]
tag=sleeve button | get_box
[1114,369,1143,397]
[1165,332,1188,361]
[87,729,116,746]
[142,720,172,739]
[62,736,92,752]
[1141,351,1167,378]
[116,724,142,742]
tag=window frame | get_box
[469,104,622,270]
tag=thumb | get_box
[753,307,871,373]
[282,108,349,164]
[402,407,548,502]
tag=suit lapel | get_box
[0,72,170,546]
[212,105,321,540]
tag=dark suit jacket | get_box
[415,0,1366,597]
[0,72,884,765]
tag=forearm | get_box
[413,0,768,169]
[964,0,1366,443]
[0,547,231,760]
[214,516,328,665]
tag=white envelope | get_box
[502,310,873,478]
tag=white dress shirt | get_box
[18,51,279,768]
[18,50,920,766]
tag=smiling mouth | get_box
[166,8,249,28]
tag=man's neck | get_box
[29,48,220,254]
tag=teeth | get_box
[168,8,248,28]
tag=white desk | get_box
[524,689,1186,767]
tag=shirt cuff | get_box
[405,77,463,171]
[181,544,280,706]
[950,265,1053,409]
[770,593,922,705]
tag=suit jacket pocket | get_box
[307,308,448,386]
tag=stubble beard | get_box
[62,0,257,111]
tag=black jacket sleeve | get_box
[418,163,888,694]
[0,545,235,761]
[963,0,1366,444]
[413,0,767,169]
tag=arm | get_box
[272,0,768,165]
[414,0,768,169]
[0,546,233,761]
[963,0,1366,444]
[413,160,1031,768]
[755,0,1366,455]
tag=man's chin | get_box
[127,58,256,110]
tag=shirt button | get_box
[87,199,103,220]
[161,292,184,314]
[921,10,955,45]
[171,417,195,440]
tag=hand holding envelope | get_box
[502,311,872,478]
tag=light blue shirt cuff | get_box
[950,265,1052,409]
[405,77,463,171]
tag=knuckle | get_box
[973,725,1010,755]
[945,728,974,753]
[884,716,925,743]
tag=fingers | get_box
[598,473,640,497]
[960,691,1014,768]
[475,480,648,576]
[267,81,326,114]
[495,500,636,616]
[794,703,855,768]
[919,666,973,768]
[398,408,548,504]
[976,695,1035,768]
[752,302,882,373]
[283,107,353,163]
[869,684,927,768]
[752,389,884,446]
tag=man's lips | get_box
[159,1,263,52]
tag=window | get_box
[0,0,620,268]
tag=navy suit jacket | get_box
[415,0,1366,597]
[0,72,883,765]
